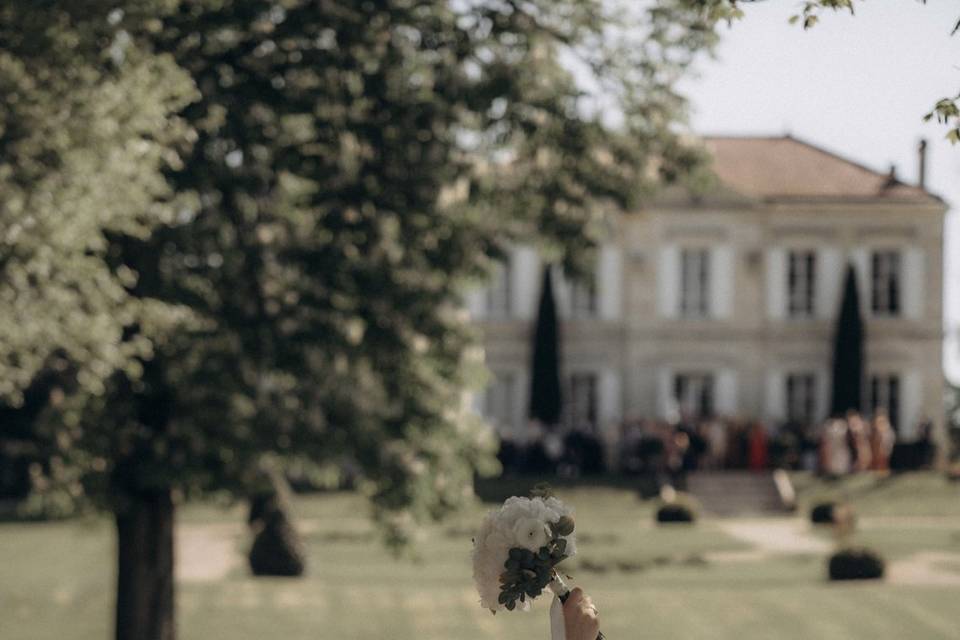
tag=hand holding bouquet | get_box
[472,493,604,640]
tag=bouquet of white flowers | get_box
[472,492,604,640]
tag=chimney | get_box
[917,138,928,190]
[882,163,898,190]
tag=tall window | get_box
[567,373,598,429]
[680,248,710,317]
[484,371,516,435]
[673,372,714,419]
[785,373,816,426]
[869,374,900,430]
[871,250,901,316]
[569,276,597,318]
[787,250,816,317]
[485,262,511,318]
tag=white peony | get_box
[471,496,577,612]
[513,517,551,552]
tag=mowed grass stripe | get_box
[5,480,960,640]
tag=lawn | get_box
[3,475,960,640]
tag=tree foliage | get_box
[0,3,195,405]
[12,0,727,548]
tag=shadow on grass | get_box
[572,552,710,575]
[474,475,647,504]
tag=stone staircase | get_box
[687,471,793,517]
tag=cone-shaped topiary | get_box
[248,467,306,577]
[529,266,562,427]
[810,501,837,524]
[656,502,696,524]
[249,509,306,577]
[828,547,884,581]
[830,265,865,416]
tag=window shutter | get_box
[553,266,572,318]
[816,247,843,320]
[765,368,786,422]
[598,244,622,320]
[510,370,530,439]
[815,368,830,423]
[710,245,734,319]
[470,388,485,415]
[766,248,786,320]
[900,370,922,440]
[510,246,539,320]
[657,367,674,420]
[465,288,487,319]
[715,369,738,416]
[598,368,621,430]
[657,245,679,318]
[903,247,926,320]
[850,249,871,316]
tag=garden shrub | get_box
[249,509,306,577]
[810,501,856,532]
[828,547,884,581]
[656,500,696,524]
[248,467,306,577]
[810,501,837,524]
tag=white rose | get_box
[513,517,551,551]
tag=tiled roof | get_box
[703,135,939,203]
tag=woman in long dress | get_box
[821,418,851,477]
[870,410,896,473]
[847,412,872,472]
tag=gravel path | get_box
[717,518,831,555]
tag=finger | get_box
[565,587,585,607]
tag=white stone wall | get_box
[467,200,946,443]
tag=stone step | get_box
[686,472,791,517]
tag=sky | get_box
[677,0,960,384]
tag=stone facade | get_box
[468,136,947,445]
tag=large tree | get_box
[6,2,728,639]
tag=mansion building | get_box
[467,135,947,443]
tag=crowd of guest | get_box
[616,410,937,480]
[819,411,895,475]
[493,411,938,480]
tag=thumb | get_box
[550,593,566,640]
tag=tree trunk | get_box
[115,488,176,640]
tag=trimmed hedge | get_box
[656,502,696,524]
[828,547,885,581]
[811,501,857,535]
[249,509,306,577]
[810,502,836,524]
[248,467,306,577]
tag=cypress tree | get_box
[529,266,563,427]
[830,264,866,416]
